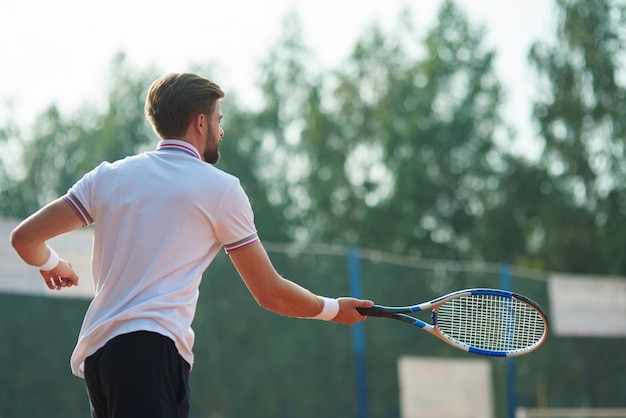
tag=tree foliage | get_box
[522,0,626,273]
[1,0,624,273]
[0,53,158,217]
[245,2,509,264]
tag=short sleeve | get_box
[63,164,101,226]
[216,181,259,253]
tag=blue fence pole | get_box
[500,264,517,418]
[349,247,368,418]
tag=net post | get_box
[349,247,369,418]
[501,263,518,418]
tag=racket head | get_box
[432,289,549,357]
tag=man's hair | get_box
[145,73,225,139]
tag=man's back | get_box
[67,139,255,377]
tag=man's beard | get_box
[203,148,220,164]
[203,131,221,164]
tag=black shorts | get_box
[84,331,190,418]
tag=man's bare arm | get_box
[11,198,84,290]
[228,242,373,325]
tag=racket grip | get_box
[356,306,386,317]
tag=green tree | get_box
[3,54,158,218]
[229,14,319,242]
[75,53,158,173]
[217,98,294,242]
[0,103,28,217]
[17,105,75,212]
[295,1,507,262]
[462,0,626,274]
[532,0,626,204]
[523,0,626,274]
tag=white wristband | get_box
[312,297,340,321]
[34,248,60,271]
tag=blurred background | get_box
[1,0,625,417]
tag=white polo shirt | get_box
[63,139,259,378]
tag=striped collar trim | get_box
[156,140,201,160]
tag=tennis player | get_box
[10,72,374,418]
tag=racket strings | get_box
[436,294,546,353]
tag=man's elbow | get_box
[255,294,281,313]
[9,225,30,254]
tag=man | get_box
[10,73,374,418]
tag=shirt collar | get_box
[156,139,201,160]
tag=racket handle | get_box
[356,306,387,317]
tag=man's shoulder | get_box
[205,164,239,181]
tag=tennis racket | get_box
[356,288,548,357]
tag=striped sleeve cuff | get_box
[224,234,260,253]
[63,193,94,226]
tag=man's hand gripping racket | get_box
[357,288,549,357]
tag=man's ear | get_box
[192,113,206,134]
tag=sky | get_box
[1,0,555,158]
